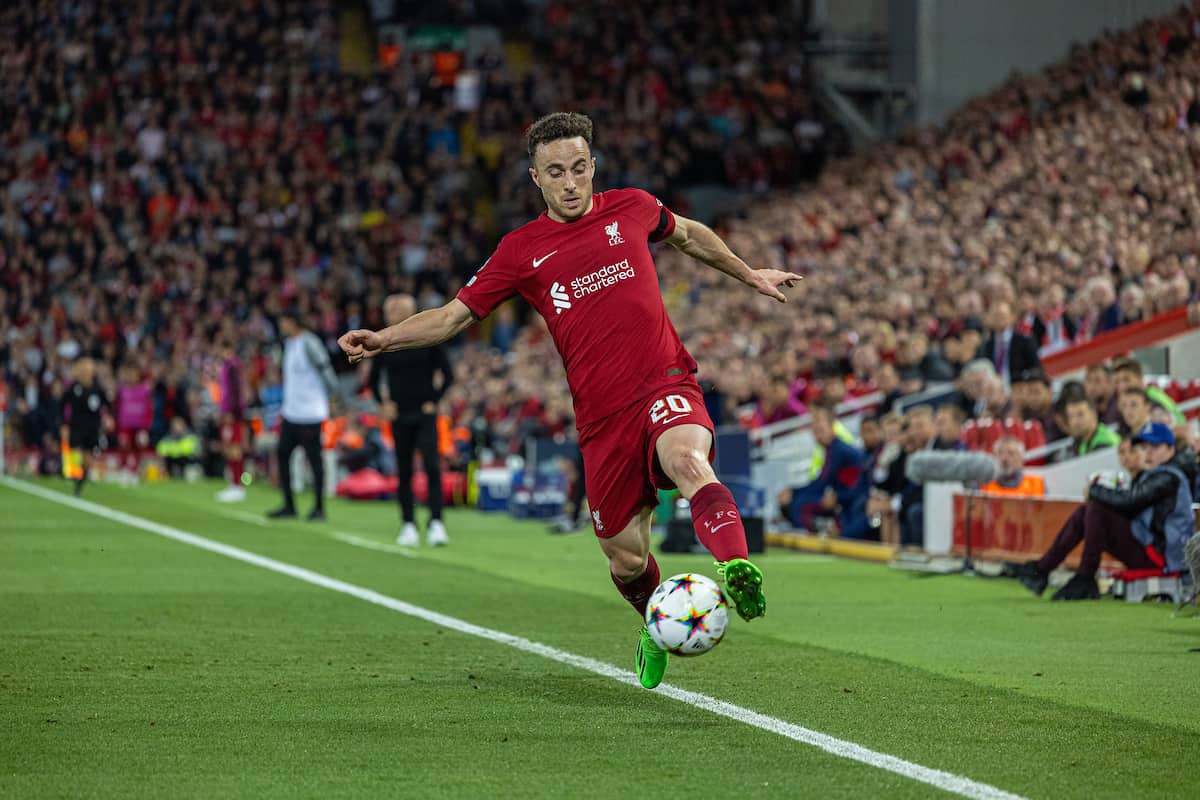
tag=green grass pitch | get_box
[2,477,1198,798]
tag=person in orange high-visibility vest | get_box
[980,436,1046,497]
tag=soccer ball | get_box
[645,573,729,657]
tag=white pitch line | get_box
[0,477,1025,800]
[209,507,269,526]
[331,531,418,558]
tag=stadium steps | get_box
[338,6,373,74]
[766,531,896,562]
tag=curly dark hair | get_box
[526,112,593,162]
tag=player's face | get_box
[530,137,595,222]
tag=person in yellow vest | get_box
[807,415,856,479]
[980,435,1046,497]
[155,417,200,479]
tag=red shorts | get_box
[577,379,714,538]
[220,419,247,448]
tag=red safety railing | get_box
[1041,306,1196,378]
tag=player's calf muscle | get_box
[608,549,648,581]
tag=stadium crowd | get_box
[3,1,1200,498]
[496,3,1200,438]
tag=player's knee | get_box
[608,549,648,581]
[663,447,712,484]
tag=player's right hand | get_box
[338,329,384,364]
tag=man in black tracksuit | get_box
[368,294,454,547]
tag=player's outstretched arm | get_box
[665,214,803,302]
[338,298,476,364]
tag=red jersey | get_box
[457,188,697,426]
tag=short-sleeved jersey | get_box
[457,188,697,426]
[64,381,107,431]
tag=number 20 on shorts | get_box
[649,393,692,424]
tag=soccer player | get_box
[215,339,249,503]
[338,112,800,689]
[60,357,109,497]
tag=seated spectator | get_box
[1112,357,1185,425]
[1116,387,1152,436]
[870,405,938,547]
[1084,364,1121,426]
[778,405,870,538]
[1097,283,1147,333]
[859,413,885,473]
[934,404,967,450]
[950,318,985,374]
[1063,394,1120,460]
[897,365,927,398]
[156,417,200,479]
[977,301,1041,386]
[814,360,851,408]
[951,359,998,419]
[899,333,955,383]
[1115,432,1146,485]
[1030,285,1076,354]
[981,373,1013,419]
[1011,367,1065,442]
[753,378,798,427]
[871,363,903,415]
[980,436,1046,497]
[1016,423,1196,600]
[805,403,856,480]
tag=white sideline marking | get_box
[211,507,269,527]
[332,531,418,558]
[0,477,1024,800]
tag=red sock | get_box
[230,458,245,486]
[690,482,749,561]
[610,552,660,617]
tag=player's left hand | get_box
[748,268,804,302]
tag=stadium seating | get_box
[2,1,1200,483]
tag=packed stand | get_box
[649,6,1200,429]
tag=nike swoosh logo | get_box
[708,521,736,533]
[532,250,558,268]
[659,414,689,425]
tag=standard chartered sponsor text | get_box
[570,259,635,298]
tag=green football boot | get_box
[716,558,766,621]
[635,626,669,689]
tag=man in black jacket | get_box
[1019,422,1197,600]
[368,294,455,547]
[977,301,1041,386]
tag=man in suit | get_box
[977,301,1041,386]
